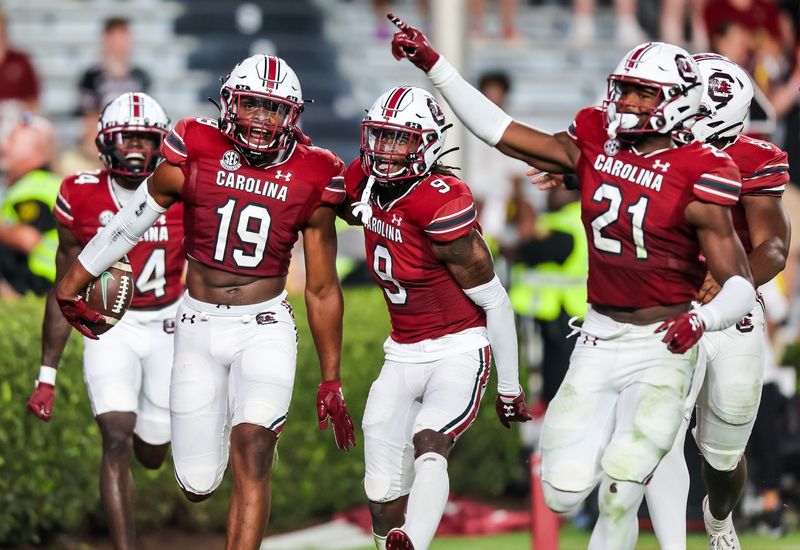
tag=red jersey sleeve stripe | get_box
[694,184,739,203]
[425,207,477,234]
[567,122,577,140]
[746,186,785,196]
[697,176,741,195]
[165,132,187,156]
[325,176,345,191]
[54,194,73,220]
[744,165,789,180]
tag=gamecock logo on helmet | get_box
[708,72,735,103]
[427,97,445,127]
[675,54,698,83]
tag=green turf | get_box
[356,527,800,549]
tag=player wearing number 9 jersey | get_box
[26,92,184,550]
[389,19,756,550]
[54,55,356,550]
[341,87,531,550]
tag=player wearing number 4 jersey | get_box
[389,16,756,550]
[54,55,356,550]
[27,92,184,550]
[340,86,532,550]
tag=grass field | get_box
[355,527,800,549]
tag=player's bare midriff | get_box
[185,257,287,306]
[593,302,691,325]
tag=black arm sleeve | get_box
[515,231,574,266]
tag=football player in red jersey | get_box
[644,54,791,550]
[26,92,184,550]
[53,55,356,550]
[389,16,757,549]
[340,86,531,550]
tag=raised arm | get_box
[55,162,184,336]
[433,229,532,428]
[302,205,356,452]
[388,13,579,173]
[27,223,83,420]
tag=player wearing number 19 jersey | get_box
[390,20,755,549]
[26,92,183,550]
[342,87,531,550]
[54,56,356,550]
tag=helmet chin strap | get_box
[351,175,376,226]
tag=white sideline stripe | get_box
[261,519,373,550]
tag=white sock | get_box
[373,532,387,550]
[589,476,646,550]
[646,427,689,550]
[405,452,449,550]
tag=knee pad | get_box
[169,355,216,415]
[542,481,592,514]
[175,465,224,496]
[364,472,400,503]
[708,364,762,426]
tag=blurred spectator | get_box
[710,20,752,67]
[466,71,530,246]
[569,0,648,49]
[0,115,59,298]
[76,17,150,118]
[508,186,587,404]
[0,8,40,114]
[703,0,784,62]
[470,0,522,43]
[659,0,709,50]
[67,17,149,175]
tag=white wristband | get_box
[38,365,57,385]
[694,275,756,331]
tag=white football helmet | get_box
[604,42,703,139]
[96,92,169,178]
[361,86,449,183]
[219,54,303,155]
[691,53,754,144]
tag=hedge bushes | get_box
[0,288,522,544]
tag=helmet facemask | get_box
[221,89,302,156]
[96,126,166,179]
[361,120,438,185]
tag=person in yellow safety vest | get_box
[509,186,587,404]
[0,114,59,297]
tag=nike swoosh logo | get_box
[100,271,115,310]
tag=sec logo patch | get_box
[221,150,242,171]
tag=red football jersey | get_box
[162,117,345,277]
[344,160,486,343]
[54,170,186,308]
[568,107,742,308]
[724,135,789,254]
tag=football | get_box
[82,259,135,335]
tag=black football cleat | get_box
[386,528,414,550]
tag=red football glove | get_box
[656,312,705,354]
[57,296,105,340]
[495,389,533,429]
[290,126,313,146]
[387,13,440,72]
[28,382,56,421]
[317,380,356,451]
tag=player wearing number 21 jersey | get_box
[342,86,531,550]
[54,55,356,549]
[390,19,755,549]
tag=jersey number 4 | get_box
[591,183,650,259]
[214,198,271,268]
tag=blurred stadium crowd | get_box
[0,0,798,540]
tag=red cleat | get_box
[386,528,414,550]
